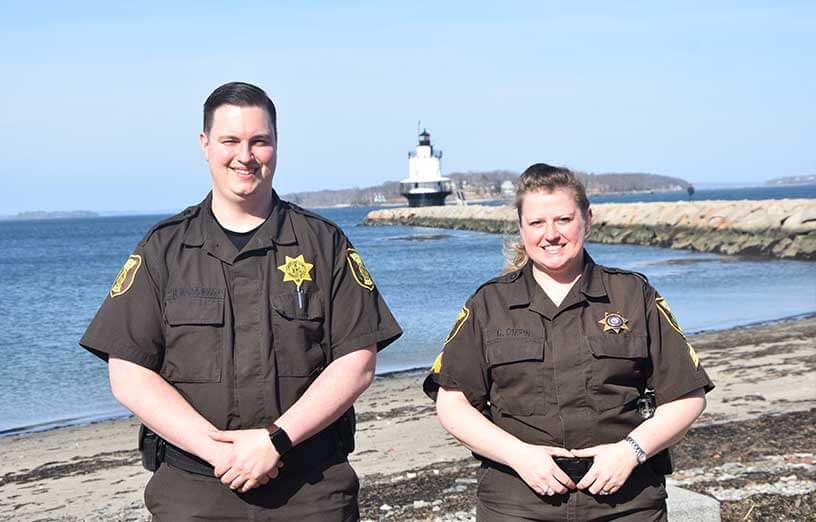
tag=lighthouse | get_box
[399,129,453,207]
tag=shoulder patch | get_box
[430,351,444,374]
[110,254,142,298]
[655,294,700,368]
[444,306,471,346]
[346,248,375,291]
[655,295,684,335]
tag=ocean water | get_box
[1,186,815,434]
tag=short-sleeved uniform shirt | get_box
[81,191,402,431]
[424,253,713,520]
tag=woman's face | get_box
[519,188,591,278]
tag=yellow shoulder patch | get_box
[444,306,470,346]
[431,352,444,374]
[347,248,375,291]
[655,296,684,335]
[687,342,700,368]
[656,295,700,368]
[110,254,142,298]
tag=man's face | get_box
[199,104,277,204]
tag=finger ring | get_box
[600,490,611,495]
[546,488,554,495]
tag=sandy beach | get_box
[1,316,814,521]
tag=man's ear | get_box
[199,132,209,160]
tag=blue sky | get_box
[1,1,813,213]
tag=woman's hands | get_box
[571,441,639,495]
[507,443,577,496]
[509,441,640,497]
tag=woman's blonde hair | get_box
[503,163,590,272]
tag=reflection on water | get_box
[644,256,746,266]
[386,234,453,242]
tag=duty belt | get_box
[140,425,346,477]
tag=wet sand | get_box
[1,316,815,521]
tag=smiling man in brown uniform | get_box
[80,82,401,521]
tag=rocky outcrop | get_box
[363,200,816,260]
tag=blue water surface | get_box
[1,186,814,433]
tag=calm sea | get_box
[1,185,815,434]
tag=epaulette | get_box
[472,268,523,295]
[284,200,343,233]
[600,265,649,284]
[140,203,200,244]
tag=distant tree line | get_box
[283,170,690,208]
[766,175,816,186]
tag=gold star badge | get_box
[277,254,314,290]
[598,312,630,334]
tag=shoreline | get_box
[3,310,813,440]
[364,199,816,260]
[1,315,815,520]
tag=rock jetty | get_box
[363,199,816,260]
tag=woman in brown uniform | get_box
[424,164,714,521]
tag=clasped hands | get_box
[511,440,640,497]
[206,428,284,493]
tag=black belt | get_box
[160,426,345,477]
[162,441,213,476]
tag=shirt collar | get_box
[508,250,607,315]
[182,190,297,260]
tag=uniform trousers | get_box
[476,464,667,522]
[145,453,359,522]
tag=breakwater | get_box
[363,199,816,260]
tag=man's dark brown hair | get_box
[203,82,277,138]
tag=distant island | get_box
[7,210,99,220]
[766,175,816,186]
[283,170,689,208]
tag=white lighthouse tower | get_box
[399,129,453,207]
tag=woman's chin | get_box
[531,256,583,277]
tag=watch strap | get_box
[268,424,293,456]
[625,435,647,464]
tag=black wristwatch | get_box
[268,424,293,456]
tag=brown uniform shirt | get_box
[81,191,402,431]
[424,252,713,452]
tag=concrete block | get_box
[667,484,721,522]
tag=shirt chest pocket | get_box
[486,338,555,416]
[162,296,224,383]
[270,291,327,411]
[586,335,648,411]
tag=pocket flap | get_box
[271,291,324,321]
[587,335,648,359]
[486,338,544,366]
[165,297,224,326]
